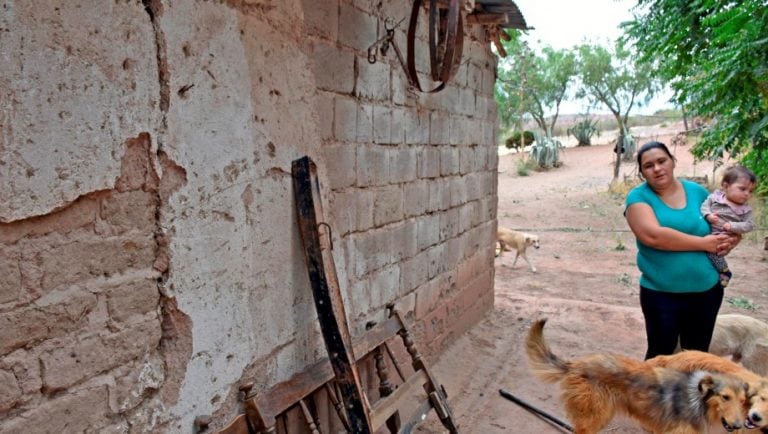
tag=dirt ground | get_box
[419,124,768,433]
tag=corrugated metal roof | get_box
[475,0,530,30]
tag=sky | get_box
[511,0,675,115]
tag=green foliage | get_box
[575,42,659,179]
[623,0,768,195]
[726,296,760,311]
[516,158,536,176]
[567,117,600,146]
[495,30,579,136]
[505,131,535,149]
[529,132,564,169]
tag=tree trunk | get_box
[613,133,623,181]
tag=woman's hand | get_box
[716,232,742,256]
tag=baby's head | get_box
[720,165,756,205]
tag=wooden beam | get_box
[466,12,508,26]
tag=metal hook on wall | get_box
[317,222,333,251]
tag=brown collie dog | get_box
[648,350,768,432]
[526,319,748,434]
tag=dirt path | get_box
[420,125,768,433]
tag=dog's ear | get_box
[698,374,717,397]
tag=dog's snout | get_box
[751,411,763,423]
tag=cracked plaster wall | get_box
[0,0,500,432]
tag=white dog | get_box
[709,314,768,376]
[496,226,540,272]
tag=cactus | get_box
[529,131,564,168]
[620,130,636,162]
[567,117,600,146]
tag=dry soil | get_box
[419,123,768,433]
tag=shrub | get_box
[567,117,600,146]
[516,158,536,176]
[529,132,564,168]
[505,131,535,150]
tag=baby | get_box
[701,165,756,287]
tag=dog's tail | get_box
[526,319,570,383]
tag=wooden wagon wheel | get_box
[406,0,464,93]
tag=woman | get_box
[625,141,739,359]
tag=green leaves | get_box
[494,30,578,135]
[623,0,768,193]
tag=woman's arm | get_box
[625,202,727,253]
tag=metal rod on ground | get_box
[499,389,574,433]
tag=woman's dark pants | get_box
[640,283,724,360]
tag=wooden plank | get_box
[292,156,372,434]
[392,310,459,433]
[466,12,508,25]
[215,414,252,434]
[396,400,435,434]
[370,370,429,429]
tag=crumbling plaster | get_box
[0,0,160,222]
[156,1,330,428]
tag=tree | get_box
[495,33,578,138]
[623,0,768,194]
[576,42,658,181]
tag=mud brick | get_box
[373,105,393,145]
[419,303,448,345]
[357,145,389,187]
[38,235,155,293]
[40,320,161,391]
[403,180,429,217]
[334,97,358,142]
[391,106,407,143]
[316,91,335,141]
[458,202,474,234]
[465,172,482,202]
[467,63,483,92]
[331,189,373,235]
[351,230,392,278]
[105,277,159,324]
[313,43,354,94]
[357,59,391,102]
[0,369,21,412]
[399,251,429,294]
[428,113,449,145]
[449,176,467,207]
[442,238,462,271]
[428,179,451,212]
[417,213,440,251]
[372,185,403,227]
[457,87,475,116]
[405,109,429,145]
[0,308,51,356]
[391,219,418,262]
[370,264,400,308]
[440,146,460,176]
[459,146,476,175]
[0,248,21,304]
[426,244,446,279]
[0,386,109,433]
[388,146,417,183]
[357,103,374,142]
[338,4,377,52]
[439,208,460,242]
[323,144,357,190]
[418,146,441,179]
[302,0,338,39]
[449,115,465,146]
[99,190,157,234]
[415,278,442,320]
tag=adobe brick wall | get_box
[0,0,499,432]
